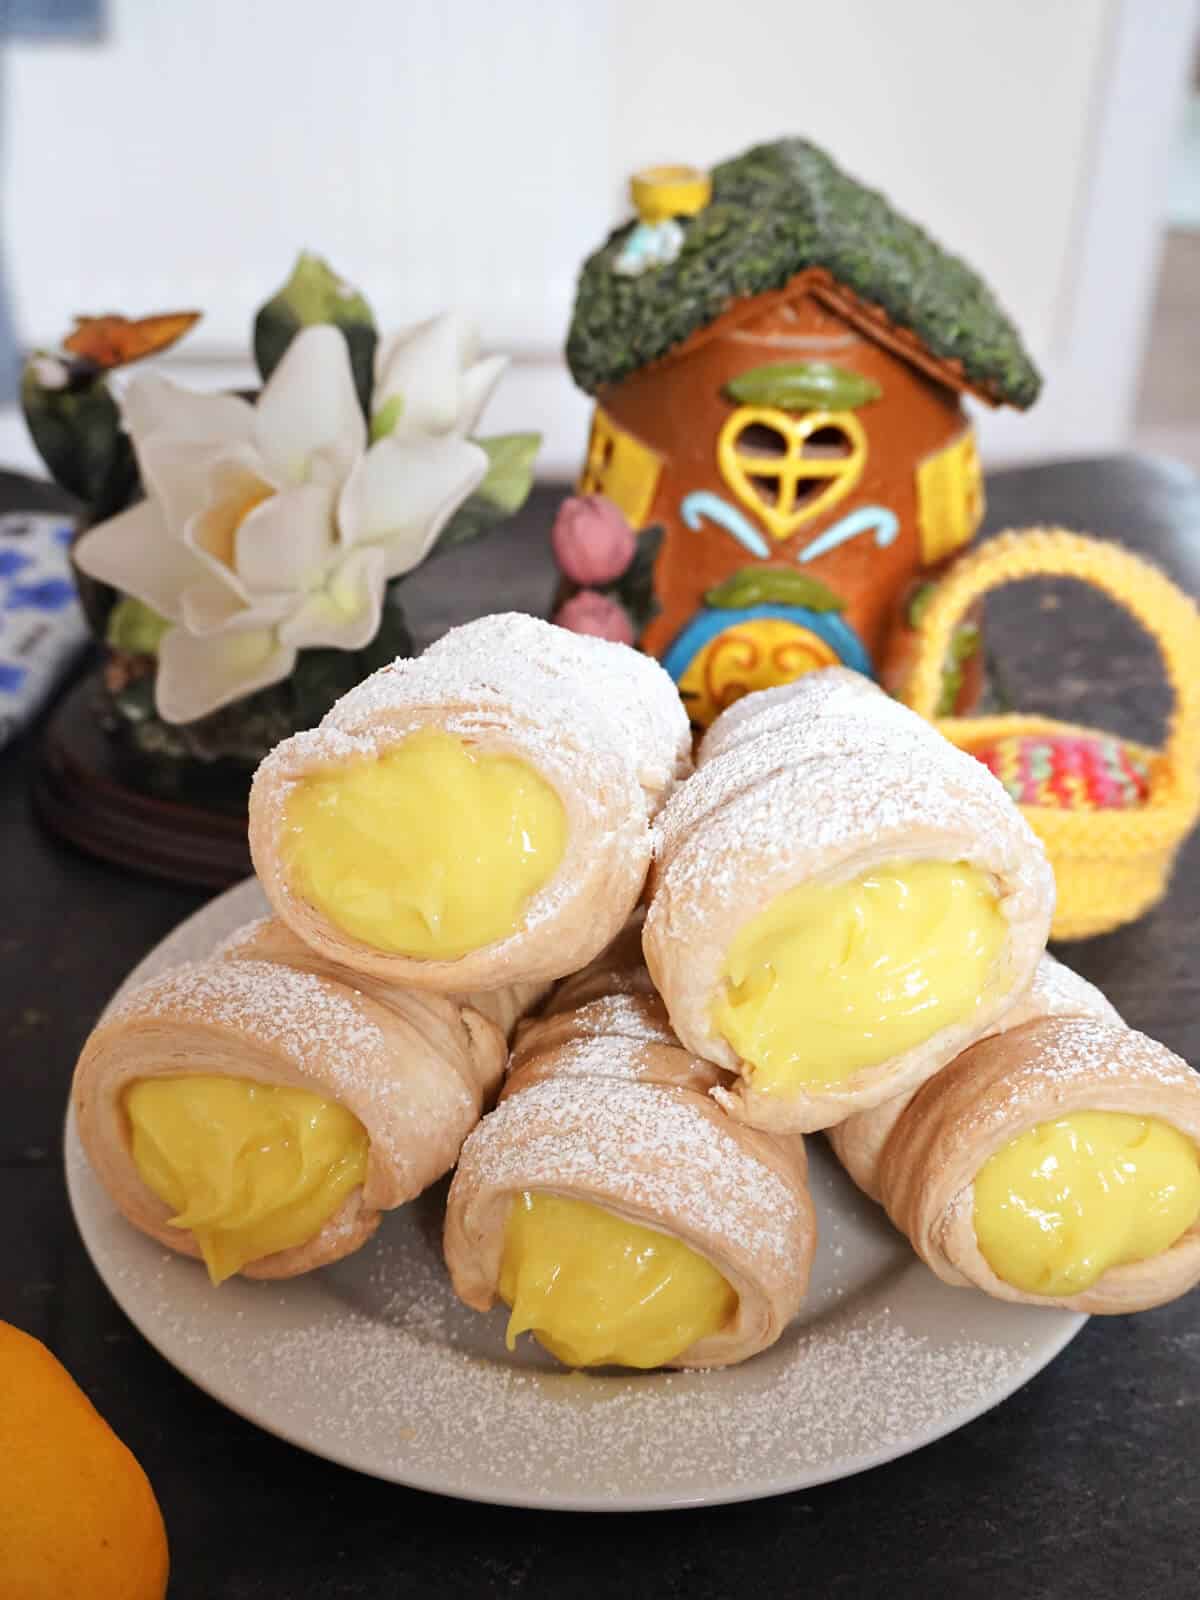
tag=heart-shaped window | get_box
[717,407,867,542]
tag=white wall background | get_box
[1,0,1195,476]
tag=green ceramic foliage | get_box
[705,567,845,612]
[567,138,1040,409]
[434,433,541,553]
[474,434,541,515]
[723,362,881,412]
[20,357,137,518]
[612,525,664,633]
[105,596,169,656]
[118,582,419,765]
[253,252,378,416]
[935,621,982,715]
[906,580,937,629]
[369,394,405,444]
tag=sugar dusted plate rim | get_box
[65,879,1086,1511]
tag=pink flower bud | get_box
[550,494,637,585]
[553,588,635,646]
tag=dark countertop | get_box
[2,455,1199,1598]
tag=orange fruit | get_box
[0,1320,169,1599]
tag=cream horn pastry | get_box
[72,916,543,1284]
[444,973,816,1370]
[829,953,1121,1201]
[830,957,1200,1313]
[644,669,1055,1133]
[249,613,691,994]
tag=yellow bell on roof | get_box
[630,165,711,225]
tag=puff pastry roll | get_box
[644,669,1055,1133]
[831,958,1200,1313]
[249,613,690,994]
[72,917,541,1283]
[444,972,816,1370]
[829,953,1121,1201]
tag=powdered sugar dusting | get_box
[90,1190,1050,1504]
[460,1077,803,1272]
[214,916,273,958]
[311,612,689,806]
[428,614,691,792]
[655,672,1048,906]
[944,1015,1200,1161]
[1024,955,1122,1027]
[265,723,376,775]
[995,1017,1196,1102]
[67,1078,1082,1507]
[105,958,388,1087]
[522,1035,652,1083]
[697,667,908,766]
[250,1301,1034,1499]
[660,737,1048,919]
[553,993,675,1047]
[96,956,485,1202]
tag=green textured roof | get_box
[566,138,1040,408]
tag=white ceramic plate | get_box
[66,879,1086,1511]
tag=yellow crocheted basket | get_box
[902,528,1200,942]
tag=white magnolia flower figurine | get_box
[373,312,507,445]
[74,319,503,723]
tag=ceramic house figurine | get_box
[561,139,1040,726]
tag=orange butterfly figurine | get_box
[64,311,202,370]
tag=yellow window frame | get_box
[578,407,663,529]
[916,429,985,565]
[717,406,868,544]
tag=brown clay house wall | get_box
[598,281,970,670]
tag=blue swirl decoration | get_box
[797,504,898,562]
[661,603,873,684]
[680,491,770,558]
[682,492,900,568]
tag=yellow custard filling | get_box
[974,1111,1200,1297]
[711,860,1006,1094]
[125,1076,369,1284]
[282,729,567,959]
[498,1191,737,1369]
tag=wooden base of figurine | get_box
[33,673,252,889]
